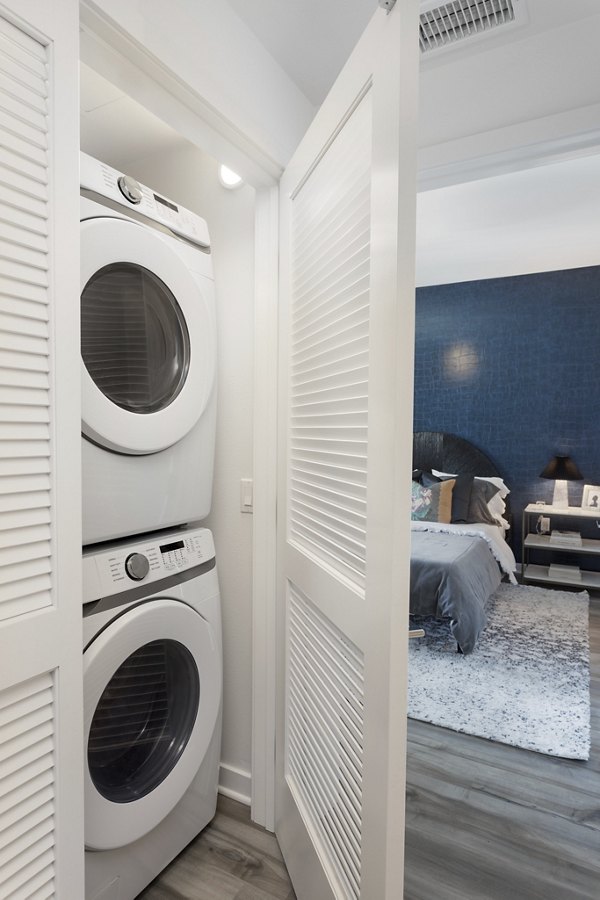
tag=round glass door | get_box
[81,264,191,415]
[88,638,199,803]
[83,597,221,850]
[80,216,215,455]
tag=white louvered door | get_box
[276,3,419,899]
[0,1,83,898]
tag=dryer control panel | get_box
[82,526,215,605]
[80,151,211,249]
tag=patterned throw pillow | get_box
[411,479,455,523]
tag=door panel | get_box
[276,3,419,898]
[0,1,83,897]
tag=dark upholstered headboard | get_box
[413,431,512,533]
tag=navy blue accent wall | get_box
[414,265,600,558]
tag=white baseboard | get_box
[218,762,252,806]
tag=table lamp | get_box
[539,455,583,508]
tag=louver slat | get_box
[0,20,51,625]
[0,219,47,256]
[287,586,364,900]
[0,673,55,899]
[0,523,50,549]
[288,81,372,579]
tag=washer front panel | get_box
[80,217,216,455]
[82,526,215,605]
[83,598,221,850]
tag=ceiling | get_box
[79,1,600,286]
[226,0,376,106]
[80,0,600,196]
[226,0,599,105]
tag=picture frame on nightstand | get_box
[581,484,600,510]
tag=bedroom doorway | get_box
[405,150,600,895]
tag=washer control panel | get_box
[82,527,214,605]
[80,151,210,249]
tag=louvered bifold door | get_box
[0,2,83,898]
[275,3,419,900]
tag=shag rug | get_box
[408,583,591,760]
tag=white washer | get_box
[83,526,222,900]
[80,152,217,545]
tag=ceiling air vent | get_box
[420,0,522,53]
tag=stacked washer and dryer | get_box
[80,152,222,900]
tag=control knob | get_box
[117,174,143,205]
[125,552,150,581]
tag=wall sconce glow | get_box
[443,343,479,381]
[218,164,243,189]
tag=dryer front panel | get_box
[83,598,221,850]
[80,217,215,455]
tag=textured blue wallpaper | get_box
[414,265,600,558]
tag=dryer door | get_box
[83,598,221,850]
[80,217,215,455]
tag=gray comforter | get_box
[410,530,502,654]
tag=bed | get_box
[410,431,517,654]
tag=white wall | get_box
[416,152,600,286]
[126,144,256,801]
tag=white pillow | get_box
[487,493,506,519]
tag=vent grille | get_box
[420,0,516,52]
[286,585,364,900]
[288,94,371,591]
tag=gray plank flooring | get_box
[138,598,599,899]
[136,795,296,899]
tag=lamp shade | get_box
[539,455,583,481]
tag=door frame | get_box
[79,1,281,827]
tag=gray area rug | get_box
[408,583,590,759]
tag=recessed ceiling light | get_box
[219,164,243,189]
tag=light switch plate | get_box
[240,478,253,513]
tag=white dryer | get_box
[80,152,217,545]
[83,526,222,900]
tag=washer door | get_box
[81,217,215,455]
[83,598,220,850]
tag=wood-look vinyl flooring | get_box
[136,795,296,900]
[138,597,599,900]
[404,594,600,900]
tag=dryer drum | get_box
[81,263,191,415]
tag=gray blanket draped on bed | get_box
[410,531,502,653]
